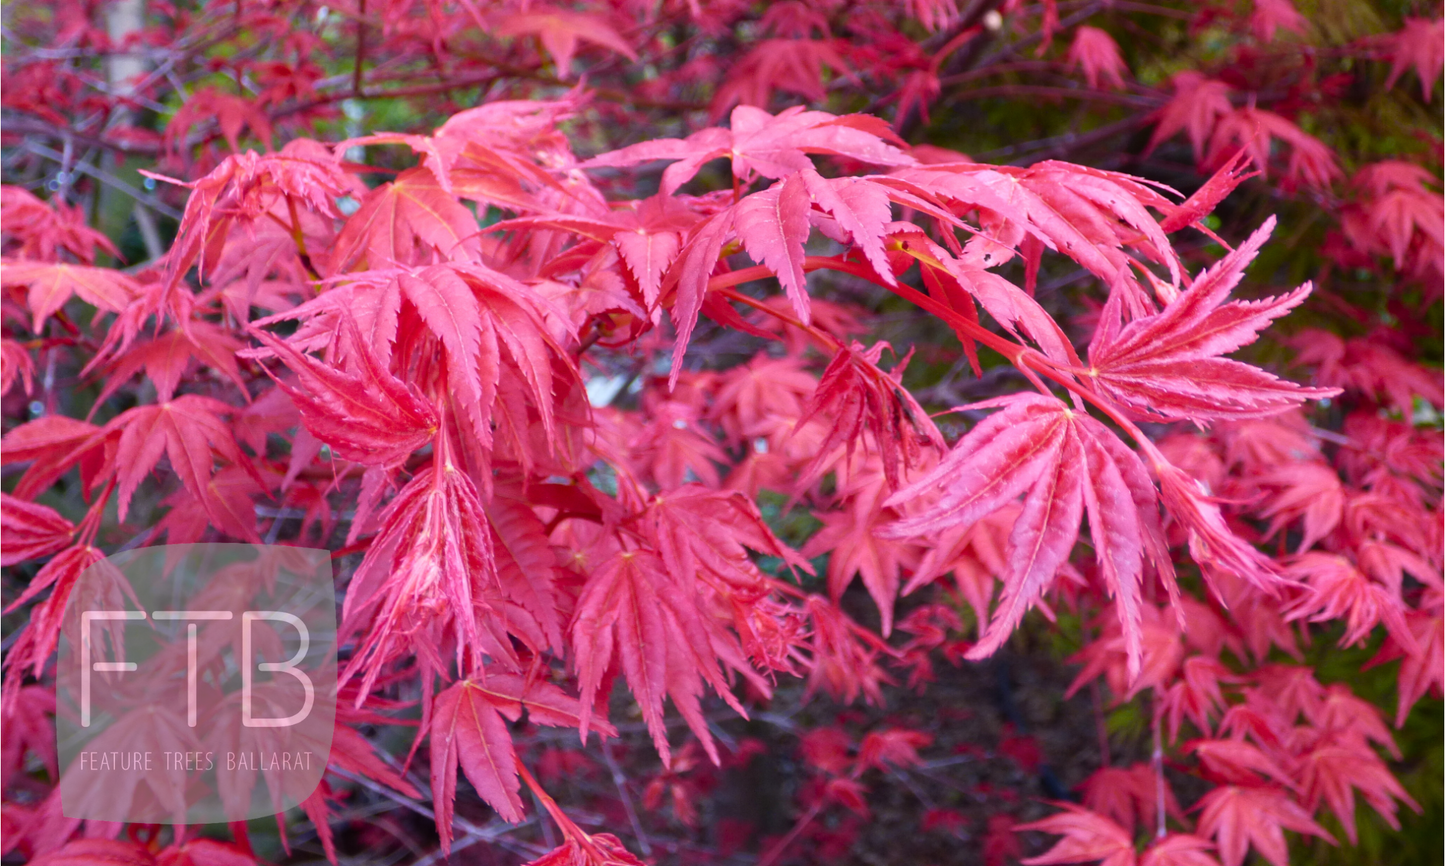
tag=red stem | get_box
[756,800,824,866]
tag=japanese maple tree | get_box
[2,1,1441,865]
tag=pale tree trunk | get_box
[105,0,148,101]
[102,0,164,260]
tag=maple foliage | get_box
[2,1,1442,865]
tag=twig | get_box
[1091,680,1112,768]
[326,765,517,844]
[600,740,652,857]
[756,801,823,866]
[1151,697,1166,840]
[20,140,183,219]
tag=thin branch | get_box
[600,740,653,857]
[20,140,183,219]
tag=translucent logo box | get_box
[55,544,337,823]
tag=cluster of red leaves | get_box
[2,1,1442,865]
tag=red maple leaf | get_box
[1018,803,1136,866]
[0,261,138,331]
[1249,0,1306,44]
[1204,109,1341,192]
[1158,656,1236,741]
[0,492,74,566]
[90,320,250,406]
[1140,834,1221,866]
[250,319,439,467]
[1088,217,1336,422]
[0,415,104,501]
[0,684,57,783]
[582,105,912,196]
[1283,553,1414,650]
[1365,597,1444,726]
[1296,729,1420,844]
[0,337,35,397]
[1195,785,1333,866]
[1067,26,1128,91]
[711,39,854,118]
[94,394,263,527]
[1383,17,1444,101]
[571,548,759,766]
[2,543,106,681]
[164,86,273,154]
[802,461,919,637]
[858,727,932,771]
[150,144,357,290]
[1147,74,1234,160]
[884,393,1174,676]
[1,186,118,263]
[492,7,638,77]
[644,484,810,592]
[796,340,943,491]
[1254,462,1344,553]
[330,168,481,271]
[338,452,509,693]
[430,674,613,852]
[1184,738,1297,789]
[525,833,645,866]
[1080,763,1184,835]
[28,839,158,866]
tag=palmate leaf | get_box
[802,470,918,637]
[1196,786,1333,866]
[147,144,356,290]
[735,173,812,321]
[1088,217,1338,423]
[28,839,165,866]
[1,336,35,397]
[525,834,645,866]
[0,260,139,330]
[1297,730,1421,844]
[1366,601,1444,727]
[2,543,106,680]
[430,679,524,847]
[644,484,811,592]
[1018,802,1136,866]
[493,195,697,308]
[492,7,638,75]
[571,549,762,767]
[887,160,1183,310]
[1139,835,1222,866]
[656,169,909,385]
[0,493,74,566]
[582,105,912,195]
[429,674,617,851]
[1383,17,1444,101]
[0,415,104,501]
[90,320,249,406]
[0,186,118,263]
[1184,738,1298,788]
[1067,26,1129,91]
[331,167,481,271]
[339,458,499,693]
[884,393,1173,676]
[660,209,736,385]
[100,394,264,527]
[254,261,572,458]
[1080,763,1184,836]
[250,320,439,467]
[487,482,566,652]
[797,340,944,491]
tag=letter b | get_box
[241,611,314,728]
